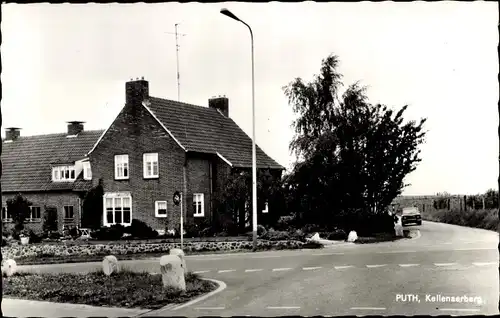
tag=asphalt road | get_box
[6,221,500,316]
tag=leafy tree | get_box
[483,189,498,209]
[214,169,285,232]
[6,193,32,232]
[283,53,427,229]
[81,180,104,230]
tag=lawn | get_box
[3,270,217,309]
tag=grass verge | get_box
[422,208,498,231]
[3,270,217,310]
[11,241,324,266]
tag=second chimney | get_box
[5,127,21,141]
[67,121,85,136]
[126,78,149,105]
[209,96,229,117]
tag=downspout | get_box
[209,160,213,225]
[183,152,188,230]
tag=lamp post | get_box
[220,8,258,251]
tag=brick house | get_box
[1,78,284,234]
[87,79,284,234]
[1,124,103,232]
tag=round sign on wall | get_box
[173,191,181,206]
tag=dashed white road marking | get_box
[266,306,301,309]
[193,270,210,274]
[303,266,323,271]
[473,262,497,267]
[366,264,387,268]
[245,269,263,272]
[334,265,353,269]
[435,263,458,267]
[399,264,420,267]
[438,308,480,312]
[351,307,386,310]
[313,252,345,256]
[272,267,292,272]
[195,307,225,310]
[377,250,417,254]
[218,269,236,273]
[452,247,496,251]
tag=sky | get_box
[1,2,498,196]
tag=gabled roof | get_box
[1,130,103,192]
[143,97,284,169]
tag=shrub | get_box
[69,227,81,239]
[275,215,296,231]
[6,194,32,233]
[28,229,43,244]
[128,219,158,239]
[257,224,267,237]
[199,226,215,237]
[325,229,347,241]
[2,236,8,247]
[91,225,125,241]
[261,230,290,241]
[48,231,61,240]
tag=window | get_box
[155,201,167,217]
[52,166,76,182]
[83,162,92,180]
[104,193,132,226]
[115,155,129,180]
[2,207,12,222]
[29,206,42,220]
[64,206,74,219]
[193,193,204,217]
[262,202,269,214]
[143,153,159,178]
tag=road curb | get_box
[172,278,227,311]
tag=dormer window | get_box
[52,165,76,182]
[83,162,92,180]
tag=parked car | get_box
[401,207,422,226]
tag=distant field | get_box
[422,208,498,232]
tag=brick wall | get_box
[89,101,185,233]
[185,154,213,226]
[2,191,82,233]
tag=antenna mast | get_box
[175,23,180,101]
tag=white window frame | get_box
[52,166,77,182]
[29,206,42,221]
[193,193,205,217]
[64,205,74,220]
[262,202,269,214]
[2,207,12,222]
[103,192,132,227]
[143,153,159,179]
[155,201,167,218]
[83,161,92,180]
[115,155,129,180]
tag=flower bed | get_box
[3,270,217,309]
[1,239,320,261]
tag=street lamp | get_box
[220,8,258,251]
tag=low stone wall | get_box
[1,240,306,260]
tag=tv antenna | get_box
[165,24,187,101]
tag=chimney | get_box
[4,127,21,141]
[126,77,149,105]
[67,121,85,136]
[209,95,229,117]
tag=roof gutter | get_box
[216,152,233,167]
